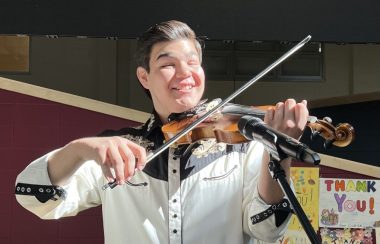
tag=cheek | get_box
[194,67,205,86]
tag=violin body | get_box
[162,102,355,148]
[163,111,247,145]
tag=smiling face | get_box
[137,39,205,122]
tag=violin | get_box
[104,35,354,190]
[162,102,355,148]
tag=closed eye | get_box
[160,64,175,68]
[188,60,200,66]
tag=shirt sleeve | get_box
[242,141,293,242]
[15,150,103,220]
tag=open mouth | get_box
[173,85,193,91]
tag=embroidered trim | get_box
[126,181,148,187]
[203,165,238,181]
[121,134,155,152]
[250,199,292,226]
[15,183,66,203]
[192,139,226,158]
[146,114,155,132]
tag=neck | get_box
[154,108,170,124]
[158,114,169,124]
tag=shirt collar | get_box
[142,110,163,139]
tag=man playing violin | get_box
[15,20,309,243]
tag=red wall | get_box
[0,88,140,244]
[1,88,378,243]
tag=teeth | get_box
[175,85,193,90]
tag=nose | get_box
[176,62,192,78]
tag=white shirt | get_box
[15,111,292,244]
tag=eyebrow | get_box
[155,51,199,61]
[156,52,171,61]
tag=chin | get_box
[170,105,192,114]
[176,98,199,111]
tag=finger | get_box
[284,99,296,122]
[108,144,126,184]
[118,143,136,180]
[273,102,285,124]
[301,99,307,107]
[264,107,275,124]
[101,164,115,182]
[94,148,114,182]
[295,101,309,129]
[125,141,147,170]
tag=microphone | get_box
[238,115,320,165]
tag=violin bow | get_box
[103,35,312,189]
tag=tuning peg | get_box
[310,130,321,140]
[323,117,332,123]
[324,139,335,149]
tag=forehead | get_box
[150,39,200,61]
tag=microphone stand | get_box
[268,143,321,244]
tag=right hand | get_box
[70,136,147,185]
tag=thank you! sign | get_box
[319,178,379,228]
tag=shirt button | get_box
[173,199,177,203]
[173,157,177,160]
[173,214,177,218]
[172,169,177,173]
[173,229,177,234]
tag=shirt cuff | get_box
[250,199,292,227]
[15,149,67,203]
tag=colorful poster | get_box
[288,167,319,231]
[255,230,309,244]
[320,227,375,243]
[319,178,379,228]
[279,230,310,244]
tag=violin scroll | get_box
[307,117,355,148]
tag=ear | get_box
[136,67,149,89]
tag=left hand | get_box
[264,99,309,139]
[258,99,308,204]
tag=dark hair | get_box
[136,20,203,98]
[137,20,203,71]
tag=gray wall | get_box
[3,37,380,113]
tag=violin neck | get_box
[222,103,265,120]
[223,103,318,124]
